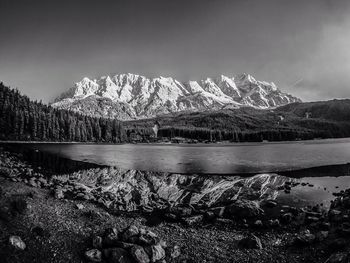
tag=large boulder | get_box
[225,200,263,219]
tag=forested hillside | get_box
[0,83,126,142]
[2,82,350,143]
[126,100,350,142]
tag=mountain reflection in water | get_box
[3,143,350,210]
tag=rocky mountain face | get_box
[51,73,301,120]
[56,167,291,213]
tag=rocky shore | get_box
[1,149,350,262]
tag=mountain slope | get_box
[125,99,350,142]
[52,73,301,120]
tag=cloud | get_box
[296,15,350,100]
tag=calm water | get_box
[3,138,350,208]
[14,138,350,174]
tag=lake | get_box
[10,138,350,174]
[2,138,350,208]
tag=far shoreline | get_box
[1,137,350,146]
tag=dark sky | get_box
[1,0,350,102]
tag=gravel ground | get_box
[0,178,337,263]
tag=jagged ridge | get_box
[52,73,301,120]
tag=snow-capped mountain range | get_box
[52,73,301,120]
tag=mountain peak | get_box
[52,72,301,120]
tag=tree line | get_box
[154,126,322,142]
[0,83,126,142]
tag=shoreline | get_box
[1,136,350,146]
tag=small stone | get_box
[182,215,203,226]
[54,189,64,199]
[204,211,216,221]
[0,206,12,222]
[328,238,347,251]
[253,220,263,228]
[145,244,166,262]
[281,205,290,211]
[85,210,102,220]
[92,236,103,249]
[306,216,319,223]
[164,213,177,221]
[293,230,315,246]
[168,206,192,217]
[316,231,328,242]
[38,177,47,186]
[264,200,277,208]
[326,252,349,263]
[168,245,181,259]
[238,234,262,249]
[83,194,91,200]
[130,245,150,263]
[76,204,85,210]
[9,236,26,250]
[103,228,120,247]
[320,222,331,230]
[210,206,226,217]
[85,249,102,262]
[103,248,133,263]
[29,178,37,187]
[268,219,280,227]
[122,225,139,242]
[138,230,159,246]
[28,191,39,199]
[32,226,46,237]
[11,198,28,214]
[280,213,293,224]
[226,200,263,219]
[329,209,342,222]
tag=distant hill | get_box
[276,99,350,121]
[125,99,350,142]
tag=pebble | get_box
[238,234,263,249]
[130,245,150,263]
[9,236,26,250]
[85,249,102,262]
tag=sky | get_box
[0,0,350,103]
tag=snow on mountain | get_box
[52,73,301,120]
